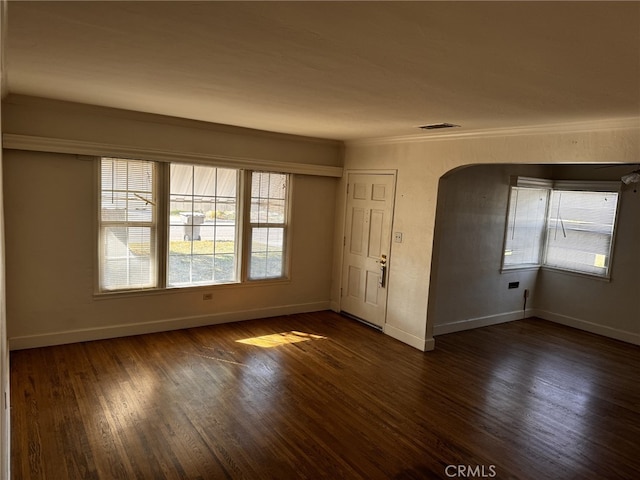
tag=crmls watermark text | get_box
[445,464,497,478]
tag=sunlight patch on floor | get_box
[236,331,327,348]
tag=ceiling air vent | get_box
[419,122,461,130]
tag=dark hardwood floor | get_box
[10,312,640,479]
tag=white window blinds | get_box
[100,158,157,290]
[502,178,620,279]
[503,187,549,267]
[544,190,619,277]
[248,172,289,280]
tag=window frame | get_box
[98,157,160,292]
[501,176,553,272]
[243,171,292,282]
[167,163,242,288]
[96,157,292,295]
[541,186,620,278]
[501,186,551,270]
[501,177,621,280]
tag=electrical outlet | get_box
[394,232,403,243]
[203,293,213,301]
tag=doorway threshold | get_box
[340,311,383,332]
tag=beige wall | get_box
[3,98,341,349]
[338,125,640,350]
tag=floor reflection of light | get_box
[236,331,327,348]
[188,351,247,366]
[484,353,595,461]
[99,367,159,432]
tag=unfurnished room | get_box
[0,1,639,479]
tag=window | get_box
[99,158,157,291]
[544,190,618,276]
[169,164,239,286]
[248,172,289,280]
[503,186,549,268]
[502,178,620,278]
[98,158,290,292]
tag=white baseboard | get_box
[383,323,433,351]
[533,309,640,346]
[432,309,534,336]
[9,301,331,350]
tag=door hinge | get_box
[346,183,350,194]
[343,236,346,246]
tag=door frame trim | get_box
[338,169,398,327]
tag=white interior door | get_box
[341,172,395,328]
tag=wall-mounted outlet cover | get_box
[508,281,520,289]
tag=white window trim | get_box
[242,171,293,282]
[98,158,159,291]
[501,185,550,271]
[166,164,242,288]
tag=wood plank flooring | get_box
[10,312,640,479]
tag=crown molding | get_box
[2,133,344,178]
[346,118,640,147]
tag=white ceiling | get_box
[6,1,640,140]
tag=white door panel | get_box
[341,173,395,327]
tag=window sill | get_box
[539,266,611,282]
[93,278,292,300]
[500,265,541,273]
